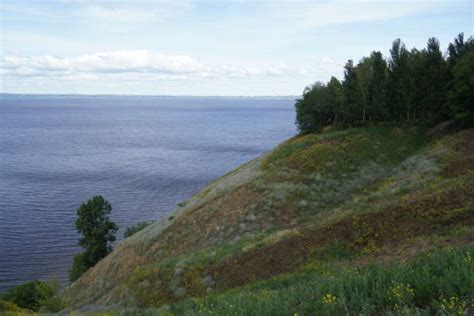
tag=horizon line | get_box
[0,92,299,99]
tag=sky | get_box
[0,0,472,96]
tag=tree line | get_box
[295,33,474,133]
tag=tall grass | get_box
[116,246,473,315]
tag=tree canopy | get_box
[69,195,118,282]
[295,33,474,133]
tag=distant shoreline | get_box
[0,93,298,100]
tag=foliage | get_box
[69,253,89,283]
[0,300,33,316]
[126,264,206,307]
[124,221,153,239]
[446,51,474,119]
[295,33,474,133]
[131,247,474,316]
[70,195,118,282]
[262,125,427,175]
[58,120,474,313]
[0,280,63,312]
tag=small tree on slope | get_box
[69,195,118,282]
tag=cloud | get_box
[0,50,301,80]
[266,0,436,29]
[84,6,157,22]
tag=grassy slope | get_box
[62,125,474,314]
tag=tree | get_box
[355,57,373,122]
[295,82,330,133]
[70,195,118,282]
[295,86,318,134]
[446,51,474,117]
[387,39,410,120]
[342,60,360,124]
[421,37,447,121]
[293,32,471,134]
[447,33,474,68]
[368,51,389,121]
[445,33,474,119]
[326,77,344,124]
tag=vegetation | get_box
[124,221,153,239]
[0,300,32,315]
[70,195,118,282]
[59,125,474,313]
[296,33,474,133]
[118,247,473,315]
[0,280,64,313]
[57,32,473,315]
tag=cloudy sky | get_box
[0,0,472,96]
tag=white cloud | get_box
[266,0,436,29]
[80,0,194,23]
[84,6,157,22]
[0,50,304,80]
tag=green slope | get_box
[61,125,474,315]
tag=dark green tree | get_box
[342,60,360,124]
[406,48,428,120]
[367,51,389,121]
[295,82,330,133]
[355,57,373,122]
[293,32,472,134]
[387,38,411,121]
[445,33,474,119]
[420,37,447,121]
[295,86,318,134]
[447,33,474,68]
[69,195,118,282]
[446,51,474,118]
[326,76,344,124]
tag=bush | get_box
[124,221,153,239]
[0,280,63,312]
[69,253,89,283]
[0,300,30,314]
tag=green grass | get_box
[262,124,428,177]
[61,127,474,313]
[117,246,474,315]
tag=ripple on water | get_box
[0,96,296,291]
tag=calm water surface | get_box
[0,96,296,292]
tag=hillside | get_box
[61,125,474,314]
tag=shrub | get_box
[0,280,63,312]
[124,221,153,239]
[0,300,30,314]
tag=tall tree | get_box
[355,57,373,122]
[406,48,428,121]
[447,33,474,67]
[367,51,389,121]
[326,76,344,124]
[342,60,360,124]
[387,39,410,120]
[296,83,323,133]
[446,51,474,117]
[445,33,474,118]
[421,37,447,121]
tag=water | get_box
[0,95,296,292]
